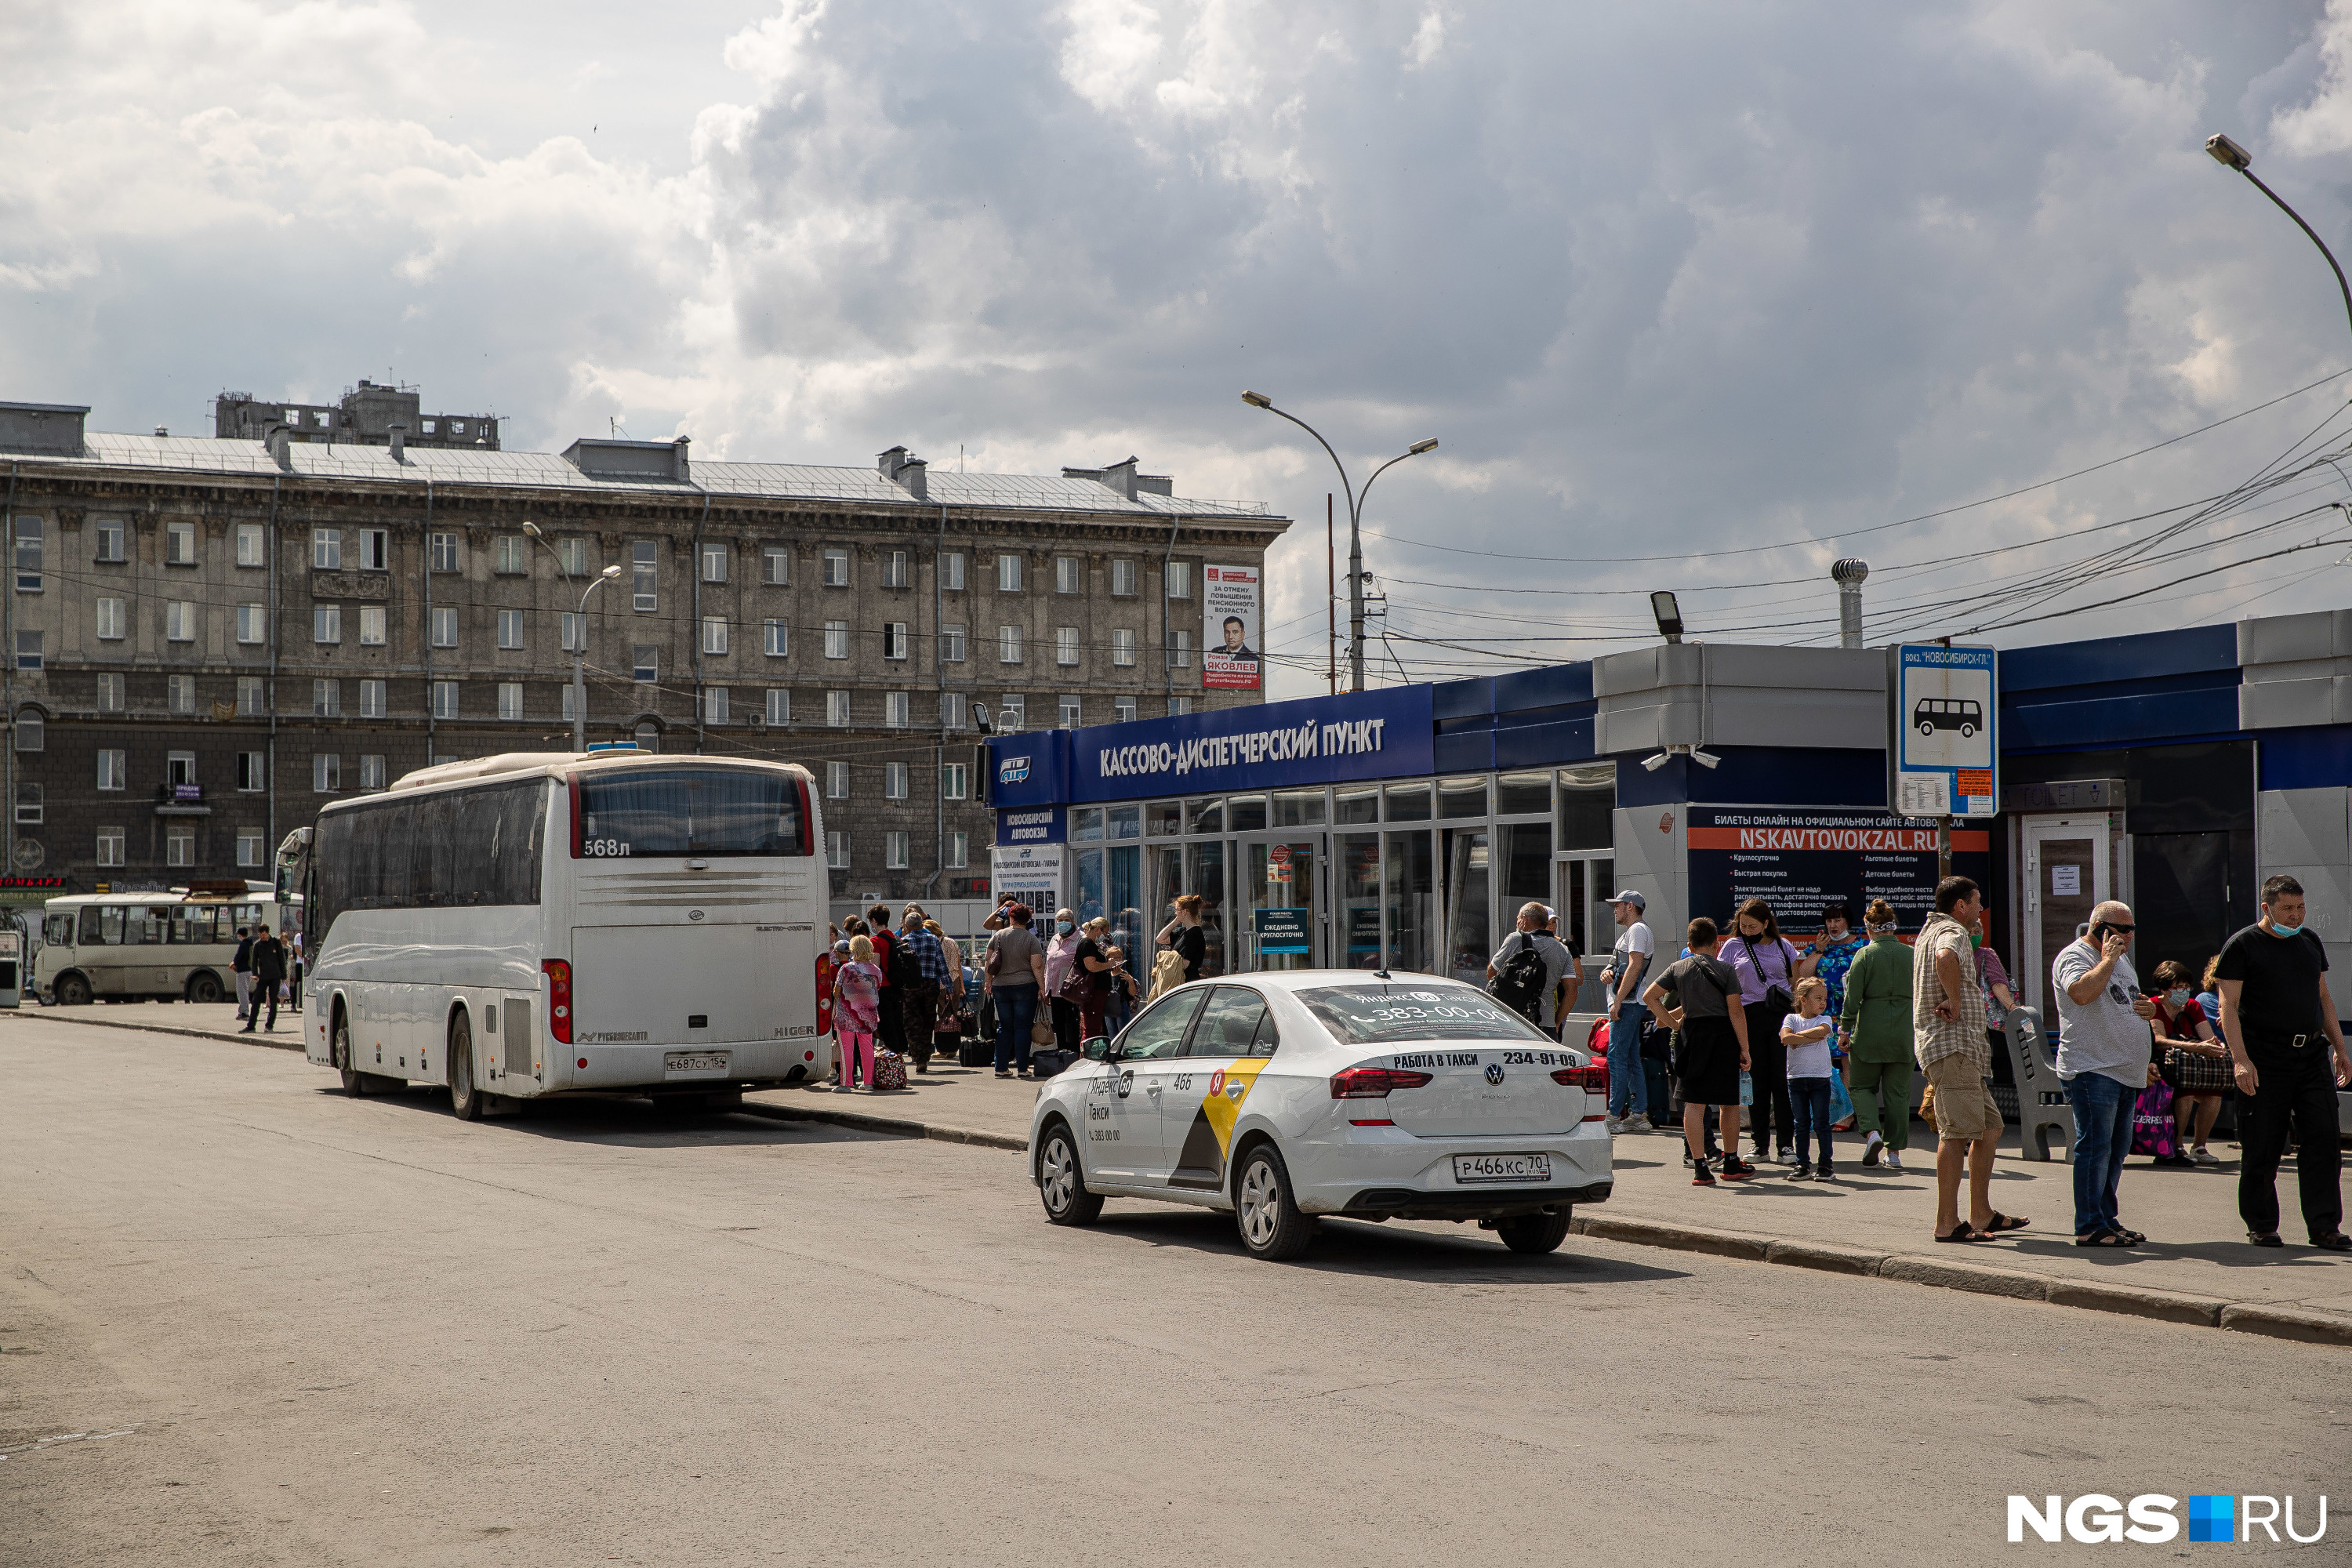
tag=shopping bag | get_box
[1738,1069,1753,1106]
[1827,1069,1855,1128]
[2129,1080,2178,1158]
[870,1050,908,1092]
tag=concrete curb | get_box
[2217,1302,2352,1346]
[738,1100,1029,1152]
[9,1008,303,1053]
[1877,1254,2051,1301]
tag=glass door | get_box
[1242,837,1322,971]
[2020,817,2110,1015]
[1334,832,1383,970]
[1555,853,1614,1012]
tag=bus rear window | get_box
[574,768,810,858]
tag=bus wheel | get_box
[55,973,90,1007]
[448,1013,483,1122]
[332,1008,362,1097]
[185,971,223,1005]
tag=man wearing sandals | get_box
[1917,877,2030,1243]
[2052,900,2160,1248]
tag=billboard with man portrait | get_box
[1203,564,1262,691]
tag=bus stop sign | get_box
[1886,643,1997,819]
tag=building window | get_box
[561,612,583,654]
[702,543,728,584]
[882,550,909,588]
[312,528,342,569]
[237,604,266,644]
[765,689,790,726]
[12,782,38,825]
[939,692,964,729]
[430,532,459,573]
[942,762,967,800]
[1167,630,1192,669]
[885,691,909,729]
[13,632,38,671]
[431,681,459,719]
[495,536,527,575]
[360,679,385,718]
[1166,561,1192,599]
[238,752,265,792]
[1058,694,1081,728]
[13,517,40,591]
[498,609,524,650]
[702,687,728,724]
[237,677,264,717]
[430,606,456,648]
[96,828,124,867]
[942,624,966,663]
[763,546,790,586]
[702,616,729,656]
[96,597,126,641]
[1111,628,1137,666]
[314,604,342,644]
[96,521,127,563]
[234,522,264,567]
[1055,556,1081,593]
[633,647,658,683]
[826,690,851,727]
[234,829,263,867]
[822,548,850,586]
[1055,626,1079,666]
[998,625,1023,665]
[946,831,968,869]
[764,619,789,658]
[313,753,341,792]
[1168,696,1192,716]
[826,760,850,799]
[314,679,340,717]
[165,521,198,565]
[165,825,195,868]
[1000,693,1026,731]
[561,684,579,722]
[882,622,908,660]
[359,606,386,646]
[884,761,908,799]
[97,674,123,713]
[826,831,848,869]
[632,540,657,611]
[885,832,909,870]
[358,529,390,571]
[549,538,584,577]
[1111,559,1137,597]
[996,554,1022,593]
[941,552,965,591]
[1115,696,1137,723]
[168,675,194,714]
[498,682,523,720]
[631,722,658,754]
[166,751,196,788]
[824,621,849,659]
[360,754,387,791]
[167,601,196,642]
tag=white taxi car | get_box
[1027,971,1613,1261]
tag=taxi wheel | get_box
[1036,1121,1102,1225]
[1495,1210,1573,1254]
[1233,1143,1316,1261]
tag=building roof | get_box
[23,431,1280,521]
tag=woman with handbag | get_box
[1726,898,1802,1165]
[1072,916,1118,1042]
[1045,908,1083,1052]
[982,903,1047,1079]
[2152,957,2232,1166]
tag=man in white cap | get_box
[1598,890,1655,1133]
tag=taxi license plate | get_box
[665,1051,729,1074]
[1454,1152,1551,1184]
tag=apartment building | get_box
[0,393,1290,921]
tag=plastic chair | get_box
[2002,1004,2072,1162]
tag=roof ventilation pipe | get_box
[388,423,407,463]
[1831,558,1869,649]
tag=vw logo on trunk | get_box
[1485,1062,1505,1085]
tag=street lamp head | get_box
[522,521,543,537]
[1407,438,1439,456]
[1650,590,1685,644]
[1240,390,1272,408]
[599,564,623,579]
[2206,132,2252,171]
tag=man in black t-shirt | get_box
[2213,875,2351,1250]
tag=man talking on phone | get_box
[2053,900,2161,1248]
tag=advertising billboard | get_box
[1686,807,1992,933]
[1203,564,1262,691]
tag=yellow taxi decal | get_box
[1167,1057,1273,1190]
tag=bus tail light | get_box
[1330,1067,1432,1098]
[543,959,573,1044]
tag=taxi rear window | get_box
[1299,984,1552,1045]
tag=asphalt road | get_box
[5,1016,2347,1567]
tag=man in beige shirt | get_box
[1915,876,2028,1243]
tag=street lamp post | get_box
[521,521,622,753]
[2206,132,2352,354]
[1242,391,1436,692]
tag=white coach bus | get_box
[289,749,829,1118]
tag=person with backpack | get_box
[894,906,951,1074]
[1726,898,1802,1165]
[1645,918,1756,1185]
[1487,901,1575,1033]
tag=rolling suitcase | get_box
[959,1033,992,1068]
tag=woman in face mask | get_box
[2151,957,2231,1165]
[1044,908,1084,1053]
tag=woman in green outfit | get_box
[1837,898,1915,1172]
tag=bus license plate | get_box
[1454,1152,1551,1184]
[665,1051,729,1074]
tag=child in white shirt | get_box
[1780,977,1838,1180]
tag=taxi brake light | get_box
[1330,1067,1432,1098]
[1551,1063,1608,1093]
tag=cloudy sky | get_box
[7,0,2352,697]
